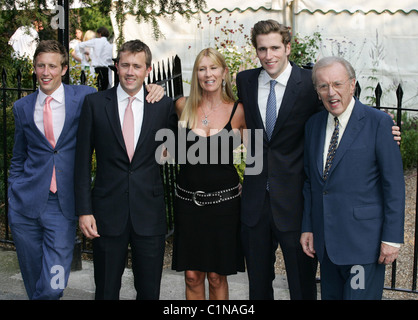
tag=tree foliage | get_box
[0,0,206,53]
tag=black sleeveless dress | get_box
[172,101,245,275]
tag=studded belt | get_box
[175,184,240,206]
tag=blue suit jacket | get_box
[302,99,405,265]
[8,84,96,220]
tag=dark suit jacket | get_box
[74,86,174,236]
[302,99,405,265]
[236,64,322,232]
[8,84,96,220]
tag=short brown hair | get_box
[116,40,152,69]
[33,40,68,68]
[251,20,292,49]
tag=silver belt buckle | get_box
[192,190,205,206]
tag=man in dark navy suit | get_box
[301,56,404,299]
[75,40,174,300]
[237,20,321,300]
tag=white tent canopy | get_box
[110,0,418,109]
[296,0,417,13]
[198,0,282,11]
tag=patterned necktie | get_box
[323,117,340,180]
[122,96,136,162]
[265,80,277,140]
[43,96,57,193]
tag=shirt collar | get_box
[260,62,292,86]
[117,84,144,103]
[38,83,65,105]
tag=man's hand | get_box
[378,242,399,265]
[300,232,316,258]
[145,84,164,103]
[79,215,100,239]
[392,125,401,145]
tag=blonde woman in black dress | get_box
[172,48,246,300]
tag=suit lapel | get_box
[271,63,301,141]
[326,100,365,178]
[56,84,77,147]
[134,99,155,158]
[134,86,155,157]
[315,111,328,177]
[104,87,127,153]
[246,68,265,133]
[22,91,52,147]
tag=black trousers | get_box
[95,66,109,91]
[241,192,318,300]
[92,217,165,300]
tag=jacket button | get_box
[323,191,328,195]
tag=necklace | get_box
[201,101,222,126]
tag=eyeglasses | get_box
[316,78,352,93]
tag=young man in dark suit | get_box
[300,56,404,300]
[8,40,96,299]
[236,20,321,300]
[74,40,174,300]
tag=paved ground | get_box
[0,247,293,300]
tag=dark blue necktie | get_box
[265,80,277,140]
[323,117,340,180]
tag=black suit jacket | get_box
[74,86,175,236]
[237,64,322,232]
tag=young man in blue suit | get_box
[7,40,97,299]
[300,56,405,299]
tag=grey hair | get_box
[312,56,356,86]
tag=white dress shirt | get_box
[34,84,66,142]
[117,84,144,148]
[257,62,292,129]
[322,97,355,170]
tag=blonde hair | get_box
[83,30,96,42]
[180,48,235,128]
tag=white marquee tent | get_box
[110,0,418,109]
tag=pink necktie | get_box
[122,97,135,162]
[43,96,57,193]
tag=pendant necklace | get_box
[201,101,222,126]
